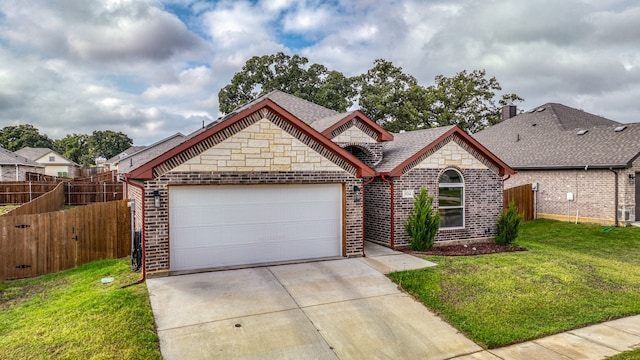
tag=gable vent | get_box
[576,129,588,135]
[614,125,627,132]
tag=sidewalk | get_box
[452,315,640,359]
[362,242,640,360]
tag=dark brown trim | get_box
[321,111,394,142]
[388,126,515,177]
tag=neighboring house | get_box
[122,91,513,276]
[474,103,640,226]
[0,147,44,181]
[14,147,80,178]
[113,135,185,175]
[105,145,147,171]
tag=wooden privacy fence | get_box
[27,170,118,183]
[0,199,131,280]
[5,182,66,216]
[503,183,534,221]
[0,181,123,205]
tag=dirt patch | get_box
[401,243,527,256]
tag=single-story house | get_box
[15,147,80,178]
[0,147,44,181]
[474,103,640,226]
[122,91,513,276]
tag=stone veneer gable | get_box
[152,108,357,178]
[171,118,345,173]
[332,125,377,144]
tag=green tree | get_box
[404,187,441,251]
[87,130,132,164]
[427,69,524,133]
[54,134,90,165]
[356,59,432,132]
[218,52,357,114]
[0,124,55,151]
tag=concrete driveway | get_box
[146,244,482,359]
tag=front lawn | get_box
[389,219,640,349]
[0,259,161,359]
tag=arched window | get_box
[439,169,464,228]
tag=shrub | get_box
[404,186,441,251]
[495,202,523,245]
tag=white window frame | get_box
[438,168,465,229]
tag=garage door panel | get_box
[169,184,342,271]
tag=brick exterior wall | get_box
[363,137,504,248]
[142,171,363,274]
[392,168,503,247]
[0,165,43,181]
[504,165,638,225]
[364,177,391,245]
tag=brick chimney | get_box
[501,102,517,121]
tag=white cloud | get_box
[1,0,639,147]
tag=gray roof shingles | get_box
[473,103,640,169]
[0,147,43,167]
[375,126,455,172]
[118,133,186,173]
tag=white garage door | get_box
[169,184,343,272]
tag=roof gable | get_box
[377,126,514,176]
[171,118,345,173]
[127,99,376,179]
[0,147,43,167]
[15,147,77,166]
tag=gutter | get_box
[121,173,146,288]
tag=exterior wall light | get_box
[153,190,161,208]
[353,185,361,202]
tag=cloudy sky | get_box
[1,0,639,145]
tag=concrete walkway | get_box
[451,315,640,360]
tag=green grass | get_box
[389,219,640,349]
[0,259,161,360]
[0,205,18,215]
[608,348,640,360]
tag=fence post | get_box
[67,182,71,206]
[103,182,106,202]
[29,181,32,202]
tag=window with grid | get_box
[438,169,464,228]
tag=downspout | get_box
[121,173,146,288]
[380,173,395,249]
[609,168,619,226]
[361,176,376,256]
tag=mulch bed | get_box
[400,242,527,256]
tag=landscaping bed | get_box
[404,242,527,256]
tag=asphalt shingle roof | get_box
[0,147,43,166]
[227,90,348,128]
[118,133,186,173]
[473,103,640,169]
[107,146,147,164]
[14,147,78,166]
[375,126,455,172]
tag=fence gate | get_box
[1,200,131,280]
[503,183,534,221]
